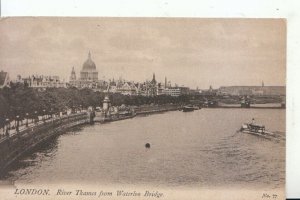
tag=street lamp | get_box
[26,113,29,127]
[50,108,53,118]
[43,109,46,122]
[16,115,20,133]
[5,118,10,137]
[34,111,38,124]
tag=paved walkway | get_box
[0,111,87,143]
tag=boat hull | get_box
[240,129,275,139]
[182,107,194,112]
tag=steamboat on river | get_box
[239,118,278,140]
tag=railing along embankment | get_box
[0,112,90,175]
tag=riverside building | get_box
[21,75,67,90]
[164,86,190,97]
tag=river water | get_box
[2,108,285,190]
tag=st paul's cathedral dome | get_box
[80,51,98,81]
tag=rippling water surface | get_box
[3,109,285,189]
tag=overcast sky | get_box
[0,17,285,89]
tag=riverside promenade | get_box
[0,112,92,174]
[0,104,182,174]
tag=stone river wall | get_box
[0,113,90,174]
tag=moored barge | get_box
[182,105,195,112]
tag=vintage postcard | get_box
[0,17,286,200]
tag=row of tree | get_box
[0,83,103,121]
[0,83,191,127]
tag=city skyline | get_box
[0,18,286,88]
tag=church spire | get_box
[88,51,91,59]
[165,76,167,88]
[150,73,156,84]
[70,66,76,81]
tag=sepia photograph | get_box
[0,17,286,199]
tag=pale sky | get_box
[0,17,286,89]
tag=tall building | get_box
[80,51,98,81]
[149,73,157,96]
[164,87,190,97]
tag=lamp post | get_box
[16,115,20,133]
[5,118,10,137]
[43,109,46,123]
[26,113,29,127]
[34,111,38,124]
